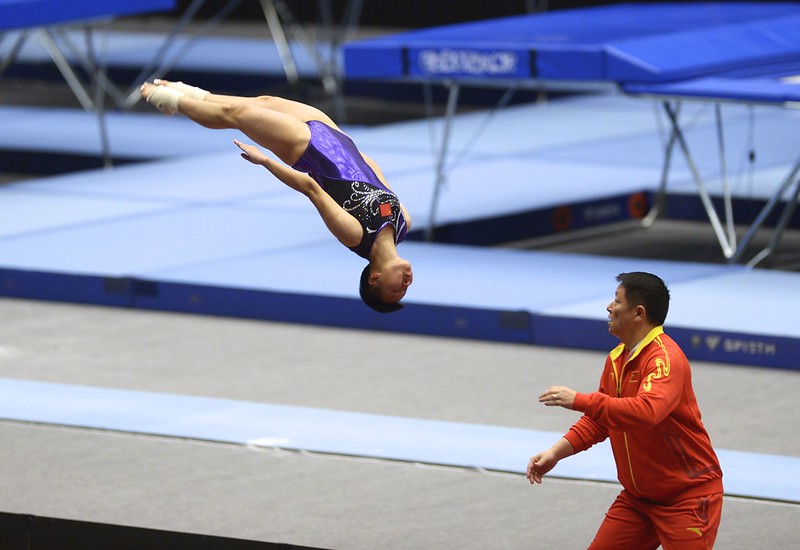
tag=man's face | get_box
[606,284,639,341]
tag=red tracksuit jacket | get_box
[564,326,723,505]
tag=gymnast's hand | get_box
[235,140,316,196]
[235,139,270,166]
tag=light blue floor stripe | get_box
[1,30,325,78]
[0,378,796,503]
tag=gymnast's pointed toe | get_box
[154,79,209,100]
[143,83,183,115]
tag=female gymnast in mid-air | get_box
[140,79,413,313]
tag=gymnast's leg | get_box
[141,82,310,165]
[154,79,340,130]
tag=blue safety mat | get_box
[624,73,800,104]
[0,0,176,31]
[0,28,328,82]
[0,378,796,503]
[343,2,800,84]
[0,107,239,161]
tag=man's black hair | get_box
[616,272,670,325]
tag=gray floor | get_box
[1,297,798,548]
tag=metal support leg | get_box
[714,103,736,250]
[756,172,800,265]
[47,25,133,111]
[36,28,95,111]
[0,31,29,76]
[84,25,113,168]
[122,0,247,107]
[662,101,736,258]
[126,0,210,89]
[643,100,680,227]
[34,26,114,166]
[324,0,365,120]
[747,179,800,267]
[262,0,364,120]
[734,156,800,265]
[426,82,460,242]
[261,0,299,84]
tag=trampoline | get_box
[0,0,177,164]
[343,2,800,264]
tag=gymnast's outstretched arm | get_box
[235,140,362,248]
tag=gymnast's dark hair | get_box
[616,272,670,326]
[360,264,404,313]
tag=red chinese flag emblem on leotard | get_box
[379,202,392,218]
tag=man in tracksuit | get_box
[527,272,723,549]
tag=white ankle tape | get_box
[146,86,183,115]
[154,79,209,100]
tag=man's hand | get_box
[526,450,558,484]
[539,386,577,409]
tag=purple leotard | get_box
[292,120,407,259]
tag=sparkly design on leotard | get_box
[292,120,407,259]
[323,178,407,259]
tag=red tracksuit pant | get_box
[588,489,723,549]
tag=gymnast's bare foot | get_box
[153,79,209,100]
[140,82,182,115]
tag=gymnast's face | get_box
[376,258,413,302]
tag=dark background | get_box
[174,0,787,28]
[174,0,592,27]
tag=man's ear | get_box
[368,271,380,285]
[635,304,647,320]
